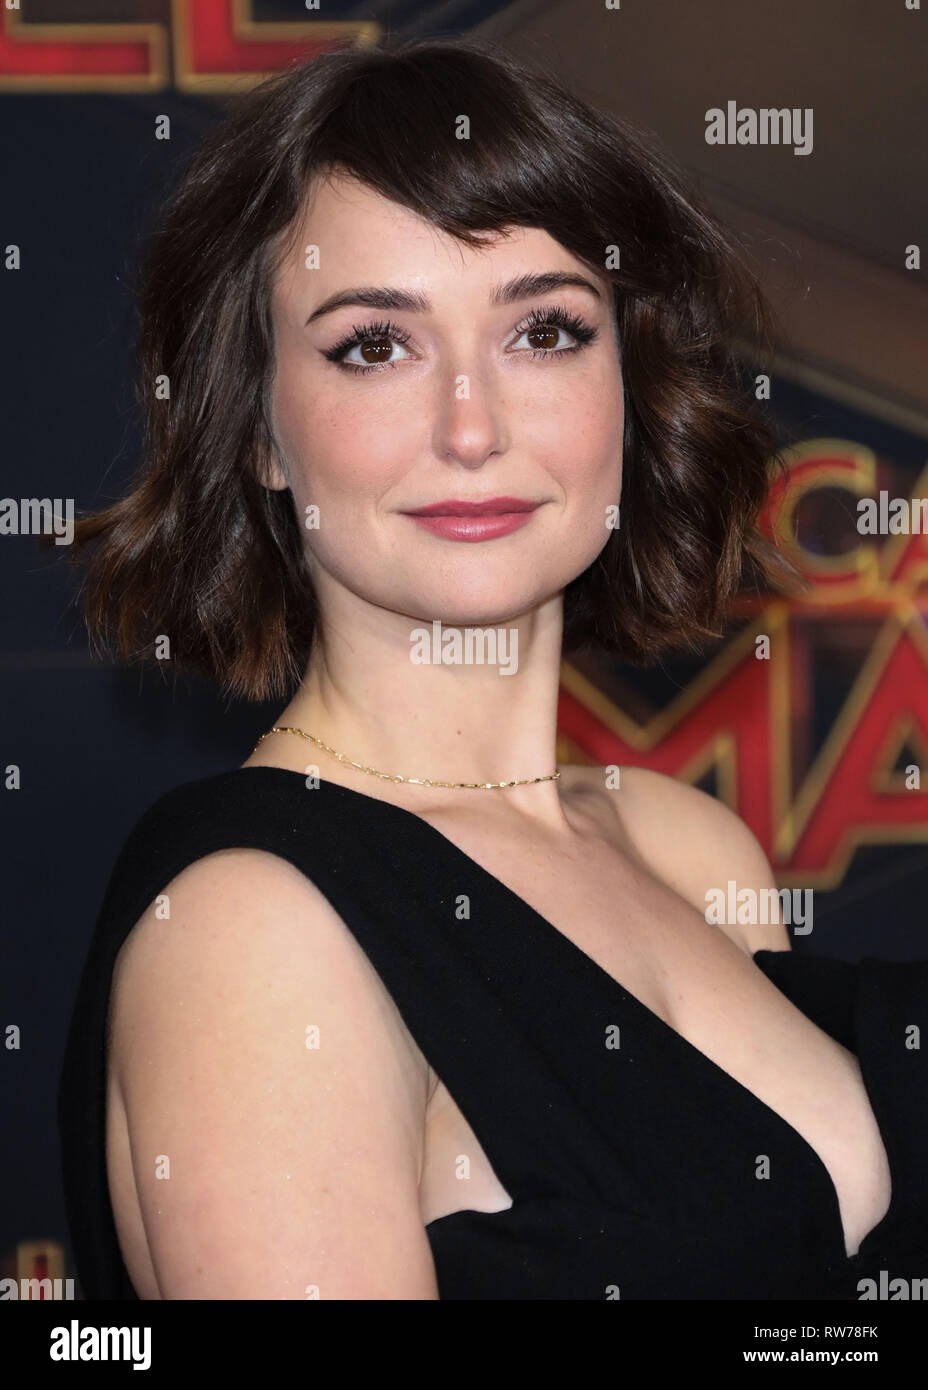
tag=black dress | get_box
[57,767,928,1300]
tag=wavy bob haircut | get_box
[59,35,794,702]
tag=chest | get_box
[414,822,892,1262]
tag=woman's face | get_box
[268,170,624,630]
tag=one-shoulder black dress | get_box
[57,768,928,1299]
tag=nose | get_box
[431,364,511,471]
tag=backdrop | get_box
[2,0,926,1300]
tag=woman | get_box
[56,37,926,1300]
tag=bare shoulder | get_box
[110,847,427,1081]
[108,847,437,1298]
[563,763,790,954]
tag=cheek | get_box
[549,390,623,552]
[273,368,409,508]
[552,392,623,496]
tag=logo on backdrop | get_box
[0,0,379,93]
[558,441,928,889]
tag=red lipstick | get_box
[401,496,542,542]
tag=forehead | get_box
[272,170,603,305]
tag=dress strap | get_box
[67,767,632,1209]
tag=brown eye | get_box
[358,336,394,364]
[511,307,597,358]
[322,318,414,373]
[524,325,561,351]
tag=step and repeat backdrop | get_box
[2,0,926,1301]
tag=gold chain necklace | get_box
[252,726,561,790]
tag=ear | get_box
[259,399,291,491]
[257,440,289,492]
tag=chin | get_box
[387,577,569,631]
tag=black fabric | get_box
[57,767,928,1300]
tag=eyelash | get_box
[321,304,599,375]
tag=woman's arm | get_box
[108,847,439,1299]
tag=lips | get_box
[400,498,542,542]
[402,496,540,517]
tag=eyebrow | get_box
[304,270,602,325]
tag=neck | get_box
[270,585,569,828]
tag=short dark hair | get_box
[56,35,795,702]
